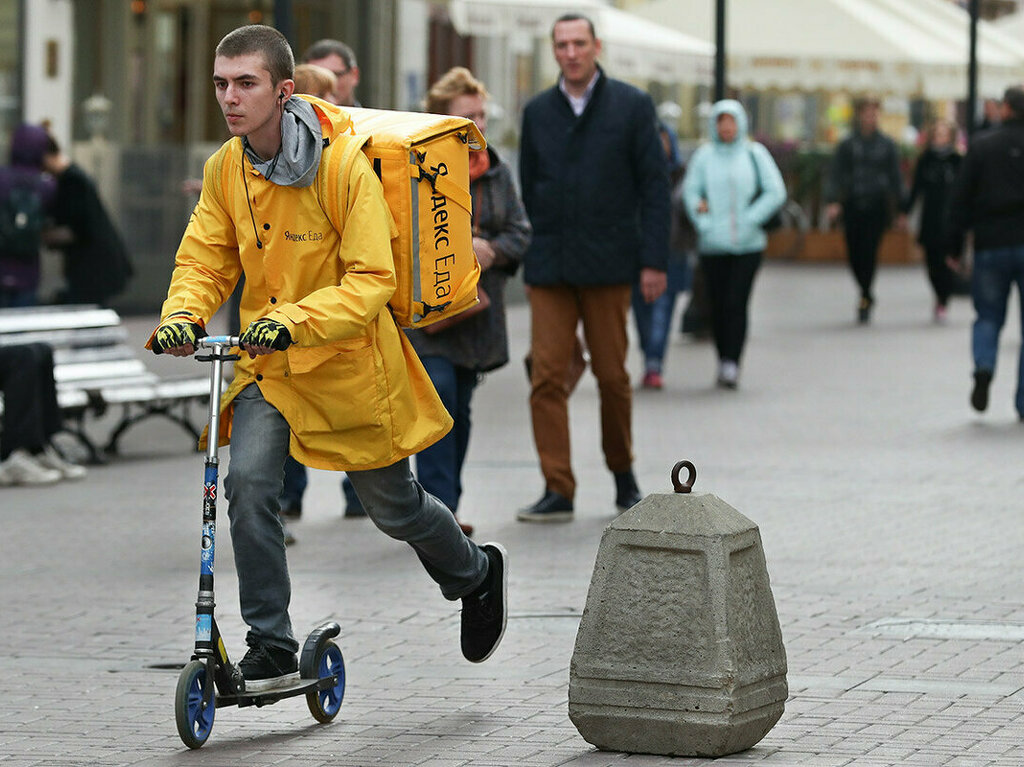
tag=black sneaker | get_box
[971,370,993,412]
[238,643,299,693]
[461,543,508,663]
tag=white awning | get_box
[994,9,1024,37]
[448,0,714,83]
[629,0,1024,99]
[873,0,1023,98]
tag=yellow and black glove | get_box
[151,311,206,354]
[239,318,293,351]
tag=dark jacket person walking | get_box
[825,97,906,323]
[946,86,1024,418]
[517,13,668,523]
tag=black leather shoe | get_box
[971,369,992,413]
[614,470,642,513]
[516,490,573,523]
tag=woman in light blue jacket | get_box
[683,99,786,388]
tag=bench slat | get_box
[54,359,155,385]
[0,307,121,334]
[0,326,128,350]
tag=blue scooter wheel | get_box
[175,660,215,748]
[303,640,345,723]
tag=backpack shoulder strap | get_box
[746,144,764,197]
[317,134,372,230]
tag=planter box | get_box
[765,229,922,264]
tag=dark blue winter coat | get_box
[518,69,669,287]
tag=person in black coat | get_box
[517,13,668,523]
[825,97,906,324]
[946,85,1024,418]
[902,118,962,322]
[41,135,132,306]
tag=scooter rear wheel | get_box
[175,659,215,748]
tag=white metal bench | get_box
[0,305,211,461]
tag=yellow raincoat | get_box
[149,96,452,470]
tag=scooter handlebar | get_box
[199,335,241,348]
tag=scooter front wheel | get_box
[175,659,216,748]
[302,638,345,723]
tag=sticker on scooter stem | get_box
[196,613,212,642]
[203,465,218,521]
[201,522,215,575]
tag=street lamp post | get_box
[714,0,726,101]
[967,0,979,137]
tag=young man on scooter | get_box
[148,24,507,692]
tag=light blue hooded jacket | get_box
[682,100,786,255]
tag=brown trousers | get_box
[529,284,634,499]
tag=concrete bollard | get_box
[568,461,788,757]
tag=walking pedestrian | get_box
[825,97,906,324]
[633,122,694,390]
[148,25,507,690]
[901,119,962,323]
[406,67,530,536]
[946,85,1024,419]
[0,124,54,308]
[681,100,785,389]
[517,13,668,522]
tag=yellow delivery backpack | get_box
[319,106,486,329]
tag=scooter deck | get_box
[217,675,339,709]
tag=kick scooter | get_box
[174,335,346,749]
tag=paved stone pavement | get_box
[3,261,1024,766]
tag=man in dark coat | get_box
[42,135,133,306]
[946,85,1024,418]
[825,97,906,324]
[517,13,668,522]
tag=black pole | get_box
[966,0,979,138]
[714,0,726,102]
[274,0,294,48]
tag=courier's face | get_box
[213,53,283,142]
[553,19,601,90]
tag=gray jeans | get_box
[224,383,489,653]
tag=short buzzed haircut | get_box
[216,25,295,85]
[552,13,596,41]
[302,39,358,70]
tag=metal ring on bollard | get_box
[671,460,697,493]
